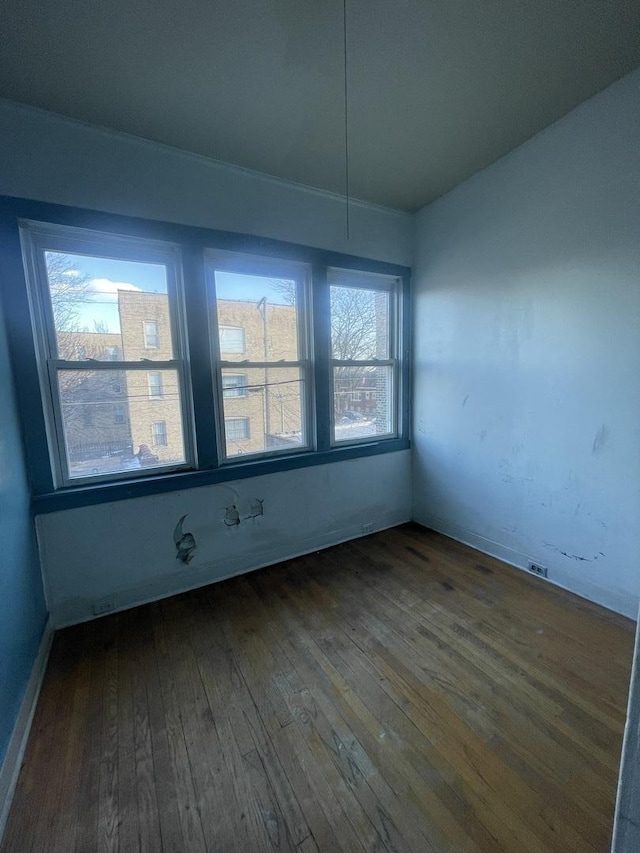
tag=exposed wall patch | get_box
[246,498,264,520]
[224,505,241,527]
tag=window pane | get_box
[59,368,186,479]
[222,367,306,458]
[333,366,393,442]
[44,252,174,361]
[225,417,250,441]
[330,286,390,360]
[152,420,168,446]
[143,320,160,349]
[214,271,300,362]
[147,371,164,399]
[222,372,248,398]
[219,326,245,355]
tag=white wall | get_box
[38,452,411,626]
[0,97,412,627]
[412,67,640,619]
[0,98,412,266]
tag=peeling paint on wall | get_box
[223,498,264,526]
[174,514,197,563]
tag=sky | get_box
[46,252,292,334]
[213,271,293,305]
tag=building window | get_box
[219,325,245,354]
[143,320,159,349]
[148,372,164,399]
[9,202,409,506]
[222,373,248,398]
[329,270,400,445]
[152,420,168,446]
[19,221,191,485]
[225,417,250,442]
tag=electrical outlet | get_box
[92,596,117,616]
[362,522,374,534]
[528,562,548,579]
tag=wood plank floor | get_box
[2,524,635,853]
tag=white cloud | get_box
[85,278,143,302]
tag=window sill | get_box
[31,438,410,514]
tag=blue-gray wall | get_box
[0,294,47,766]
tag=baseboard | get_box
[51,511,411,628]
[0,618,54,841]
[415,513,638,620]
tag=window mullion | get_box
[311,264,331,452]
[51,359,181,370]
[330,359,395,368]
[181,240,218,469]
[219,360,305,369]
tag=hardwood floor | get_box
[2,524,634,853]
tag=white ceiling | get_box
[1,0,639,212]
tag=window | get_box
[19,221,191,485]
[219,325,245,354]
[143,320,159,349]
[225,417,250,441]
[208,253,310,461]
[6,199,408,509]
[329,270,400,444]
[147,372,164,399]
[222,373,248,398]
[152,420,168,446]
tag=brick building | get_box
[61,290,303,469]
[217,298,302,456]
[118,290,186,466]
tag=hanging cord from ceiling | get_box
[343,0,350,239]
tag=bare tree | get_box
[45,252,92,339]
[271,278,379,359]
[272,278,386,420]
[329,286,378,360]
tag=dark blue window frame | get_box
[0,196,411,513]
